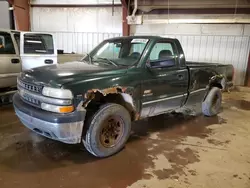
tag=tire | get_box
[202,87,222,116]
[82,103,131,157]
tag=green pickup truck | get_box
[13,36,234,157]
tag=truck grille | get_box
[17,78,72,108]
[17,79,43,93]
[20,91,40,106]
[17,79,43,107]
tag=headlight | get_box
[41,103,74,113]
[42,87,73,99]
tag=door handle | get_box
[45,59,53,64]
[11,58,20,64]
[177,74,184,80]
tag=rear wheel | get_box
[82,103,131,157]
[202,87,222,116]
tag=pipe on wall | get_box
[131,0,137,17]
[8,4,15,30]
[142,16,250,24]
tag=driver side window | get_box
[0,32,15,54]
[129,43,145,59]
[149,41,175,68]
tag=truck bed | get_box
[186,61,225,67]
[186,61,234,87]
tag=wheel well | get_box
[210,82,222,89]
[203,82,222,101]
[84,92,136,123]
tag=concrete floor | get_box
[0,89,250,188]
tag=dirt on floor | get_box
[0,88,250,188]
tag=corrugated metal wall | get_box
[132,24,250,85]
[30,1,250,85]
[30,7,122,33]
[30,5,122,54]
[48,31,122,54]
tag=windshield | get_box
[84,38,149,67]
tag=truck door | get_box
[0,31,21,88]
[141,39,189,117]
[20,32,57,70]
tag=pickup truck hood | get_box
[20,61,127,88]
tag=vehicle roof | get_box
[105,35,175,41]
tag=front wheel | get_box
[202,87,222,116]
[82,103,131,157]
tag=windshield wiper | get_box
[96,57,118,67]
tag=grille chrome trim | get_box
[17,79,43,93]
[20,91,40,106]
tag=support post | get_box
[121,0,130,36]
[8,0,30,31]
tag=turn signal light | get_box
[59,106,74,113]
[41,103,74,113]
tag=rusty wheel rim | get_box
[99,116,125,148]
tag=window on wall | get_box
[0,32,15,54]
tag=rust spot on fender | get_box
[85,86,126,98]
[102,87,122,95]
[135,112,140,120]
[83,86,129,107]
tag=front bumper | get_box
[13,93,86,144]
